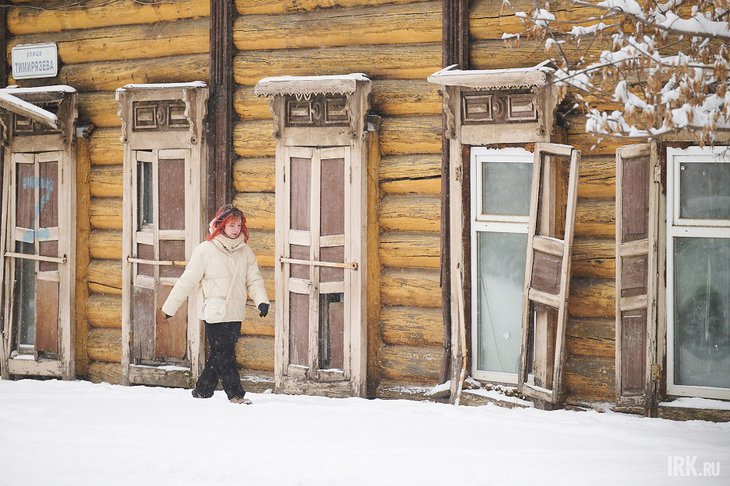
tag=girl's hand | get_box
[258,303,270,317]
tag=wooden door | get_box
[280,146,354,386]
[615,143,659,408]
[518,143,580,405]
[2,152,64,361]
[129,149,189,367]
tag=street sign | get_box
[11,43,59,80]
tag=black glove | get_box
[258,303,270,318]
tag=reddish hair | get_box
[206,204,249,242]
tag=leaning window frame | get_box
[470,147,532,383]
[666,146,730,400]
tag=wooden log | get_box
[657,405,730,423]
[566,318,614,359]
[575,199,614,238]
[379,195,440,233]
[241,305,275,337]
[247,229,275,268]
[235,335,274,372]
[12,54,209,91]
[233,120,276,158]
[379,344,442,383]
[571,237,614,279]
[88,259,123,295]
[233,1,440,51]
[470,39,605,73]
[87,294,122,329]
[90,197,123,230]
[78,92,120,128]
[8,18,209,65]
[380,268,441,308]
[372,79,441,116]
[233,157,275,193]
[232,192,275,231]
[567,118,625,157]
[380,306,443,347]
[86,361,122,384]
[379,231,440,269]
[564,355,615,402]
[375,380,435,401]
[380,115,442,156]
[235,0,426,15]
[379,154,441,195]
[89,230,123,260]
[7,0,208,35]
[259,267,276,300]
[234,79,440,120]
[87,328,122,363]
[89,128,123,166]
[568,278,614,319]
[578,156,615,200]
[89,165,123,198]
[234,44,441,86]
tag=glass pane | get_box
[481,160,532,216]
[319,293,344,370]
[13,241,36,348]
[137,161,153,228]
[673,237,730,388]
[679,162,730,220]
[475,231,528,375]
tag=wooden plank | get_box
[86,294,122,329]
[75,134,92,377]
[235,0,427,15]
[78,92,120,128]
[233,157,275,193]
[89,165,123,198]
[87,328,122,363]
[88,259,123,295]
[578,156,615,200]
[379,231,440,268]
[568,278,615,318]
[7,0,209,34]
[233,1,440,50]
[380,306,443,347]
[378,344,442,383]
[379,195,440,232]
[89,128,124,166]
[35,279,59,354]
[379,154,441,195]
[566,318,615,358]
[236,334,275,371]
[233,44,441,86]
[132,285,155,362]
[571,237,614,279]
[155,284,187,361]
[89,230,123,260]
[564,355,615,402]
[380,115,442,155]
[8,17,209,64]
[12,54,209,91]
[380,268,440,308]
[232,192,275,231]
[575,199,614,238]
[90,197,123,230]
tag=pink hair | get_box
[206,205,249,242]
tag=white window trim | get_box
[470,147,532,383]
[666,146,730,400]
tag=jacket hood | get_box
[212,233,246,253]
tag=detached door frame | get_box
[0,87,77,380]
[118,84,208,387]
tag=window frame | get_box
[470,147,532,383]
[666,146,730,400]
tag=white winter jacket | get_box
[161,233,269,323]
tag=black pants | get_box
[194,321,246,400]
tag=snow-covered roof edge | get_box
[428,60,556,90]
[116,81,207,93]
[254,73,370,97]
[0,91,58,128]
[0,84,76,94]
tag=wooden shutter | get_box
[615,143,659,409]
[518,143,580,405]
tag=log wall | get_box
[232,0,444,390]
[5,0,210,384]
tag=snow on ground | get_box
[1,379,728,486]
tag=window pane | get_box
[481,161,532,216]
[673,237,730,389]
[476,232,527,375]
[13,241,36,348]
[137,161,153,228]
[679,162,730,220]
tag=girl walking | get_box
[161,204,269,404]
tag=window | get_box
[470,147,532,383]
[667,147,730,399]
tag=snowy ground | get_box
[1,379,728,486]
